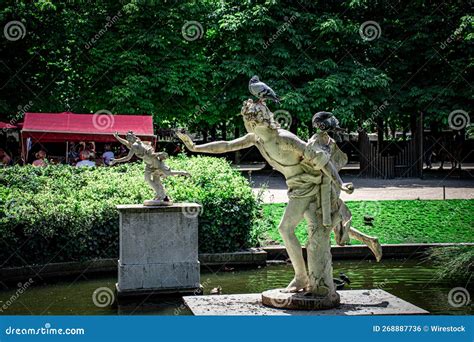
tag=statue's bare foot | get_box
[281,276,309,293]
[367,237,383,262]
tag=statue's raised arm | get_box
[113,131,131,147]
[177,131,258,154]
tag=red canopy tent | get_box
[0,121,18,130]
[21,112,156,161]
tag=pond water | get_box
[0,259,472,315]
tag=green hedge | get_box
[0,156,260,267]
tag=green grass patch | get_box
[257,200,474,245]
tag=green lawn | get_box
[257,199,474,245]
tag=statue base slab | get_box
[184,289,429,316]
[261,288,340,310]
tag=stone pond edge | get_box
[1,243,472,283]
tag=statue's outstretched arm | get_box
[177,132,257,154]
[165,169,190,177]
[110,150,134,165]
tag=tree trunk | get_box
[402,128,407,141]
[410,112,417,138]
[221,121,227,140]
[390,121,396,139]
[290,116,298,134]
[307,120,314,137]
[376,116,384,149]
[210,125,217,141]
[234,126,240,139]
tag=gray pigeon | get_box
[312,111,344,132]
[248,75,280,103]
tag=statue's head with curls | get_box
[241,99,280,131]
[125,131,138,143]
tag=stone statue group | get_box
[112,76,382,309]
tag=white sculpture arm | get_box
[164,169,190,177]
[110,150,134,165]
[177,132,258,154]
[113,132,131,147]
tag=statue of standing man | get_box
[178,99,382,309]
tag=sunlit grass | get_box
[258,200,474,245]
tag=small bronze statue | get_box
[110,131,190,206]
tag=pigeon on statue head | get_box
[312,111,345,132]
[248,75,280,104]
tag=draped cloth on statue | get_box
[286,171,323,198]
[286,132,352,246]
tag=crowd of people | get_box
[65,141,120,167]
[0,136,184,168]
[0,148,12,166]
[0,140,128,168]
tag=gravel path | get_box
[249,172,474,203]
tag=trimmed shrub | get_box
[0,155,260,267]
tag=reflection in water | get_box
[0,259,472,315]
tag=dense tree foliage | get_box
[0,0,471,138]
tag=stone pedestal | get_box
[116,203,201,297]
[184,289,429,315]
